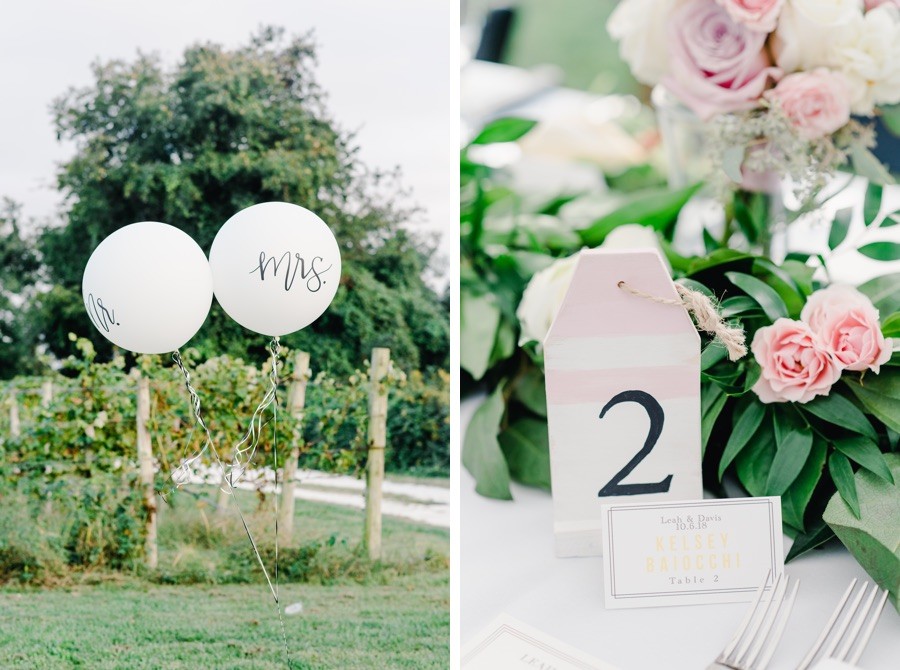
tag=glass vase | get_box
[652,85,787,260]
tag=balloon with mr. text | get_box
[82,221,214,354]
[209,202,341,337]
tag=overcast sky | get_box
[0,0,454,279]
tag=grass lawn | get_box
[0,492,449,669]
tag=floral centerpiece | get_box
[608,0,900,253]
[461,113,900,609]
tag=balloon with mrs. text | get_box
[209,202,341,337]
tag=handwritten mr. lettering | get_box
[86,293,119,333]
[250,251,332,292]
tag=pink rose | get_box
[716,0,786,32]
[865,1,900,10]
[801,285,894,373]
[751,318,841,403]
[765,69,851,139]
[664,0,782,120]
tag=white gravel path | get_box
[181,464,449,528]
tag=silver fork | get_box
[796,579,889,670]
[708,571,801,670]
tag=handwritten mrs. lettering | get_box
[86,293,119,333]
[249,251,332,292]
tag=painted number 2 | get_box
[597,390,673,497]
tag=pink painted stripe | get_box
[548,250,696,340]
[547,365,698,405]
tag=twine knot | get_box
[617,280,748,361]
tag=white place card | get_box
[462,614,621,670]
[601,497,783,609]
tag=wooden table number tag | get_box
[544,249,703,557]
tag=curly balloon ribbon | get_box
[164,343,293,669]
[225,338,281,489]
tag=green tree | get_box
[35,27,447,375]
[0,199,41,378]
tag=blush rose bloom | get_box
[716,0,786,31]
[664,0,781,119]
[751,318,841,403]
[801,285,893,373]
[865,1,900,9]
[764,69,851,139]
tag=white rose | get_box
[826,6,900,113]
[773,0,864,72]
[516,225,666,347]
[607,0,682,86]
[517,252,581,347]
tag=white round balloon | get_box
[82,222,214,354]
[209,202,341,336]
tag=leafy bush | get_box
[0,338,448,581]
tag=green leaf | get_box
[882,312,900,338]
[833,436,894,484]
[849,143,896,186]
[469,117,538,145]
[782,437,827,532]
[719,296,762,318]
[489,319,516,369]
[687,249,753,276]
[844,370,900,433]
[701,383,728,457]
[733,190,768,245]
[880,211,900,227]
[753,260,806,318]
[725,271,789,322]
[859,273,900,316]
[701,341,728,371]
[828,207,853,250]
[577,183,702,246]
[801,393,878,441]
[767,408,813,496]
[499,418,551,490]
[719,399,767,480]
[824,453,900,612]
[780,260,815,296]
[460,292,501,380]
[858,242,900,261]
[864,183,884,226]
[785,520,836,563]
[734,417,776,496]
[462,388,512,500]
[829,452,860,519]
[513,367,547,417]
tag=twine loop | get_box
[617,280,747,361]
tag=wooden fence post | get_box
[136,375,158,570]
[8,391,20,439]
[277,351,310,543]
[364,348,390,560]
[41,380,53,408]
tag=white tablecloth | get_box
[461,402,900,670]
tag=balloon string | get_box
[168,352,276,596]
[225,340,281,488]
[167,348,293,669]
[268,336,291,669]
[156,351,210,502]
